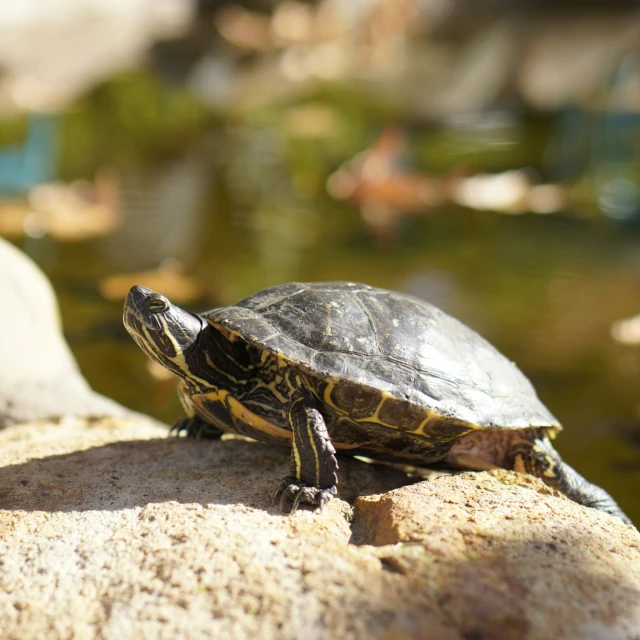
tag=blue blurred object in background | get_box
[0,113,58,196]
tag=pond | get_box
[3,70,640,524]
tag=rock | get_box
[0,418,638,640]
[0,238,138,427]
[354,471,640,639]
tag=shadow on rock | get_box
[368,532,640,640]
[0,436,412,514]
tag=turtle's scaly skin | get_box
[123,282,632,525]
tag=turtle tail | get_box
[515,435,633,526]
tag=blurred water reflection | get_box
[1,0,639,521]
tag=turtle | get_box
[123,281,631,524]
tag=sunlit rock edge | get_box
[0,419,638,640]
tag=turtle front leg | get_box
[273,400,338,514]
[515,435,632,525]
[172,381,224,439]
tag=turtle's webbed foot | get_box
[525,436,633,526]
[170,416,224,440]
[272,476,337,514]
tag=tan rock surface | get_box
[355,473,640,639]
[0,419,638,640]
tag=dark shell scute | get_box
[377,397,428,431]
[329,381,383,421]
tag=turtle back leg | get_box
[272,398,338,513]
[514,434,632,525]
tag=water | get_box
[5,79,640,524]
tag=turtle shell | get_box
[204,282,560,432]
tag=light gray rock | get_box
[0,418,638,640]
[0,237,135,426]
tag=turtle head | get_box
[123,285,205,374]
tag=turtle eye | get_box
[147,296,169,313]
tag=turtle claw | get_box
[272,476,337,514]
[170,417,224,440]
[291,490,306,514]
[170,418,190,437]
